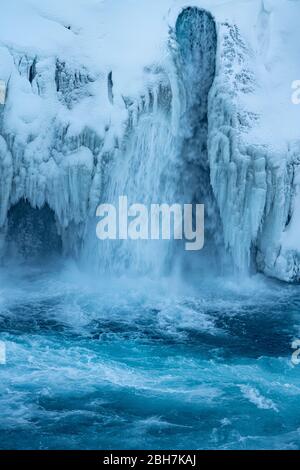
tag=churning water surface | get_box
[0,261,299,450]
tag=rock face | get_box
[0,0,300,281]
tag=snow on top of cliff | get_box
[0,0,299,147]
[239,0,300,150]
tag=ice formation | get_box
[0,0,300,281]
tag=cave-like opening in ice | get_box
[6,200,62,262]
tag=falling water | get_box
[90,8,223,277]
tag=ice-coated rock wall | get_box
[207,2,300,282]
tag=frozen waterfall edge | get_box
[207,20,300,282]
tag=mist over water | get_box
[0,261,300,450]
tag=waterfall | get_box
[0,8,224,277]
[174,7,224,270]
[85,8,223,277]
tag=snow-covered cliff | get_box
[0,0,300,281]
[208,0,300,281]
